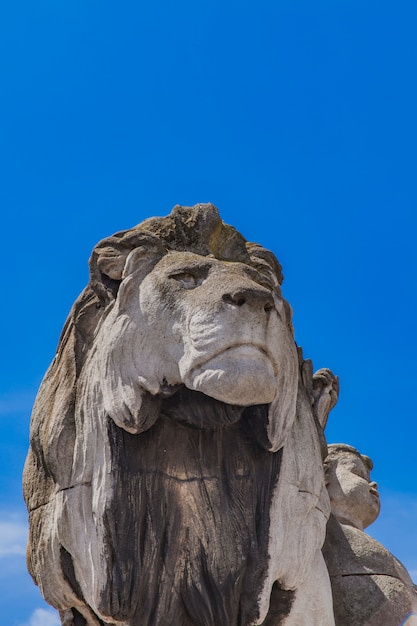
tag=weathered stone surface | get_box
[23,204,335,625]
[323,444,417,625]
[325,444,380,532]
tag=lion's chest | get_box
[102,409,282,625]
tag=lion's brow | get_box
[236,264,277,289]
[167,262,212,276]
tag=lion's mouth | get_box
[183,343,277,407]
[187,342,273,374]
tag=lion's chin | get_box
[184,345,277,406]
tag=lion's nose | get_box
[222,287,275,312]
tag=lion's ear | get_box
[90,232,165,304]
[122,240,165,280]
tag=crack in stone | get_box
[28,482,92,512]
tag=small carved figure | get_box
[23,204,335,625]
[323,443,417,625]
[312,369,339,431]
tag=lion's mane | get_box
[23,204,330,626]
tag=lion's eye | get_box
[170,272,198,289]
[168,264,210,289]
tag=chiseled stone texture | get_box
[24,204,335,626]
[323,445,417,625]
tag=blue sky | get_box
[1,1,416,624]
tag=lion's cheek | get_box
[183,347,277,406]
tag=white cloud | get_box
[0,512,27,557]
[20,608,61,626]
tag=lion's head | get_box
[93,218,297,443]
[23,204,331,626]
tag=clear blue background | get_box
[1,2,416,624]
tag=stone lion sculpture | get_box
[23,204,335,625]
